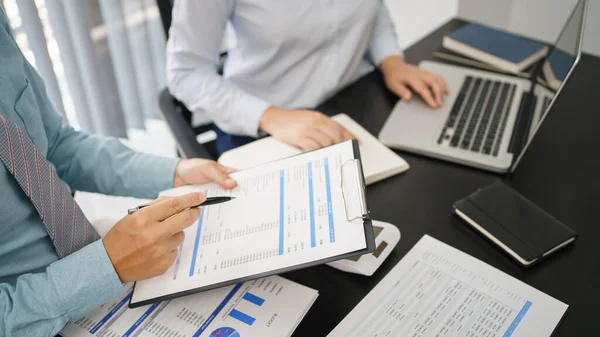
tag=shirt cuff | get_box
[47,240,125,321]
[224,94,271,138]
[369,36,403,67]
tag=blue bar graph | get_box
[503,301,532,337]
[324,158,335,243]
[193,283,243,337]
[123,302,160,337]
[307,162,316,247]
[189,210,205,277]
[229,309,256,326]
[279,169,284,255]
[243,292,265,306]
[89,291,132,333]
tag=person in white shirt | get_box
[167,0,448,155]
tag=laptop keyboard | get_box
[542,96,552,114]
[437,76,516,156]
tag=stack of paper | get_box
[329,235,568,337]
[218,114,409,185]
[60,276,317,337]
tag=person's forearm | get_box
[19,50,178,199]
[167,63,270,137]
[47,128,178,198]
[0,241,124,337]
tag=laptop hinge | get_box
[508,91,537,155]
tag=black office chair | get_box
[156,0,223,159]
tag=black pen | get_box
[127,196,235,214]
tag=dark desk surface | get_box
[288,18,600,337]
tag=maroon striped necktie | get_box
[0,114,99,258]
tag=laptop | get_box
[379,0,587,173]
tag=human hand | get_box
[381,55,449,108]
[259,107,354,151]
[173,159,237,189]
[103,192,205,283]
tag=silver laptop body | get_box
[379,0,586,173]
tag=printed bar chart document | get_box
[131,140,374,307]
[60,276,317,337]
[328,235,568,337]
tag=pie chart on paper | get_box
[209,327,240,337]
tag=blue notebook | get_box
[543,48,576,89]
[443,23,548,73]
[547,48,575,81]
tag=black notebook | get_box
[453,181,577,267]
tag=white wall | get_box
[457,0,514,29]
[458,0,600,57]
[384,0,458,50]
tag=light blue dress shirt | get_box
[0,9,179,337]
[167,0,402,137]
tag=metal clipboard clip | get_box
[341,159,370,221]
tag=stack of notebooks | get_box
[437,22,549,78]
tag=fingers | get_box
[279,110,357,151]
[297,137,321,152]
[427,76,443,107]
[332,121,355,141]
[408,79,438,108]
[201,162,238,189]
[427,73,449,106]
[141,192,206,221]
[164,231,185,250]
[316,123,344,144]
[297,122,355,151]
[155,207,201,237]
[437,76,449,94]
[388,65,448,108]
[310,128,335,148]
[391,80,413,101]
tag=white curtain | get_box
[4,0,167,138]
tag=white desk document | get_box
[328,235,568,337]
[218,114,410,185]
[132,141,370,306]
[60,276,317,337]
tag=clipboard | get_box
[129,140,375,308]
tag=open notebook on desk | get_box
[218,114,409,185]
[130,140,375,307]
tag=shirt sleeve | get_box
[166,0,271,137]
[21,58,178,199]
[0,5,9,33]
[0,240,125,337]
[368,2,403,67]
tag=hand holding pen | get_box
[128,196,235,215]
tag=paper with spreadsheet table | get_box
[60,276,317,337]
[328,235,568,337]
[131,140,371,306]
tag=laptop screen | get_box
[511,0,586,172]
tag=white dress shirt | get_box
[167,0,402,137]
